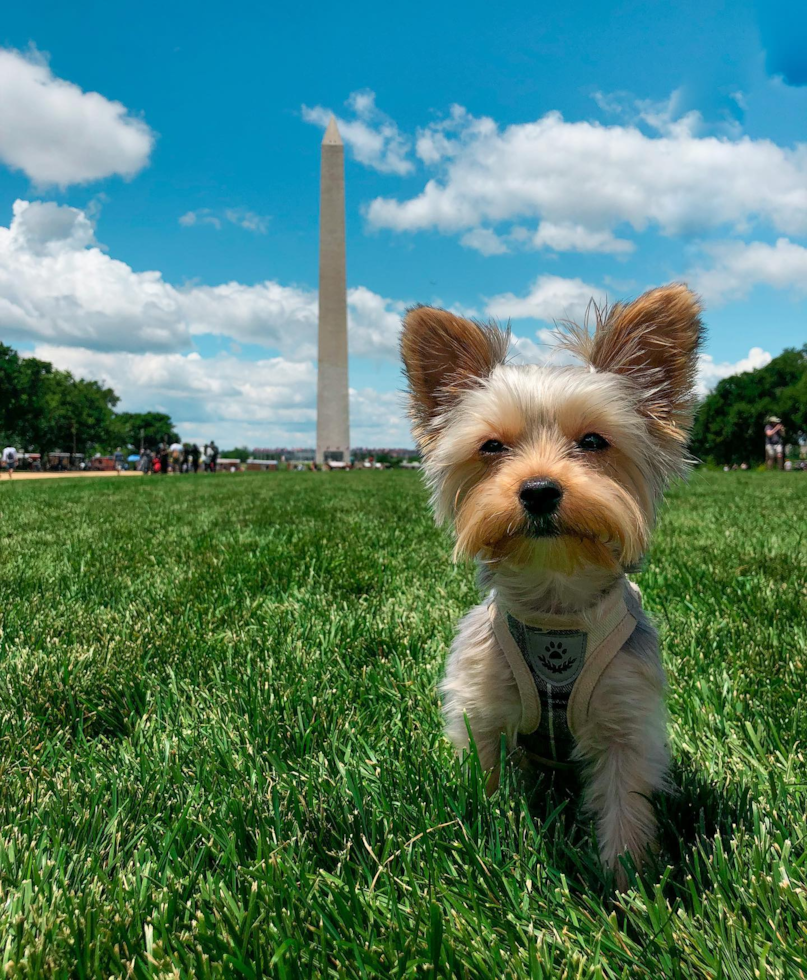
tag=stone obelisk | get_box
[316,116,350,465]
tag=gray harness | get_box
[490,581,641,768]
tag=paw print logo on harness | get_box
[539,640,576,675]
[510,617,587,686]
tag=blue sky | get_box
[0,0,805,448]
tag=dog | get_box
[400,284,703,884]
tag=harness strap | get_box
[566,605,636,739]
[490,601,541,734]
[491,581,642,741]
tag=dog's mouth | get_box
[525,516,561,539]
[524,518,610,545]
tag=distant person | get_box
[797,430,807,461]
[169,439,183,473]
[191,443,201,473]
[203,443,212,472]
[210,441,219,473]
[159,441,170,476]
[764,416,785,471]
[114,447,125,474]
[2,445,18,479]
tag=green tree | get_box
[220,446,251,463]
[114,412,179,452]
[12,363,119,461]
[1,342,180,463]
[15,357,55,454]
[0,344,24,443]
[48,373,120,457]
[690,346,807,465]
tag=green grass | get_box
[0,470,805,979]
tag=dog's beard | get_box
[494,524,626,577]
[524,515,560,539]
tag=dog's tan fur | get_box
[401,284,703,884]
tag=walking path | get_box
[1,470,145,482]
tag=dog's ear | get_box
[400,306,508,435]
[574,284,704,442]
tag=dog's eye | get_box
[480,439,508,455]
[578,432,610,452]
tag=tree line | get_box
[1,343,178,461]
[3,340,805,468]
[690,346,807,466]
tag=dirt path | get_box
[0,470,145,482]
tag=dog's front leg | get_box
[439,603,522,790]
[574,647,670,885]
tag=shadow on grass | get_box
[510,754,753,903]
[657,759,753,880]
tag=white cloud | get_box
[518,331,774,395]
[730,91,747,111]
[484,269,774,388]
[28,344,319,447]
[0,199,404,359]
[31,345,315,416]
[485,274,600,323]
[508,334,551,362]
[0,46,153,187]
[224,209,269,234]
[302,90,413,175]
[27,345,412,448]
[508,328,580,367]
[346,286,406,359]
[179,209,222,230]
[349,388,412,446]
[691,238,807,304]
[484,268,775,392]
[366,103,807,242]
[1,200,193,351]
[180,208,269,233]
[7,199,97,254]
[176,280,320,356]
[592,88,706,139]
[531,221,634,255]
[461,221,633,257]
[414,104,492,165]
[460,228,510,255]
[696,347,772,394]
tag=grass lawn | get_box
[0,469,805,979]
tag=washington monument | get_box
[316,117,350,464]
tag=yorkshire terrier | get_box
[400,285,703,883]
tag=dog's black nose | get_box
[519,478,563,517]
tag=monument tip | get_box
[322,115,343,147]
